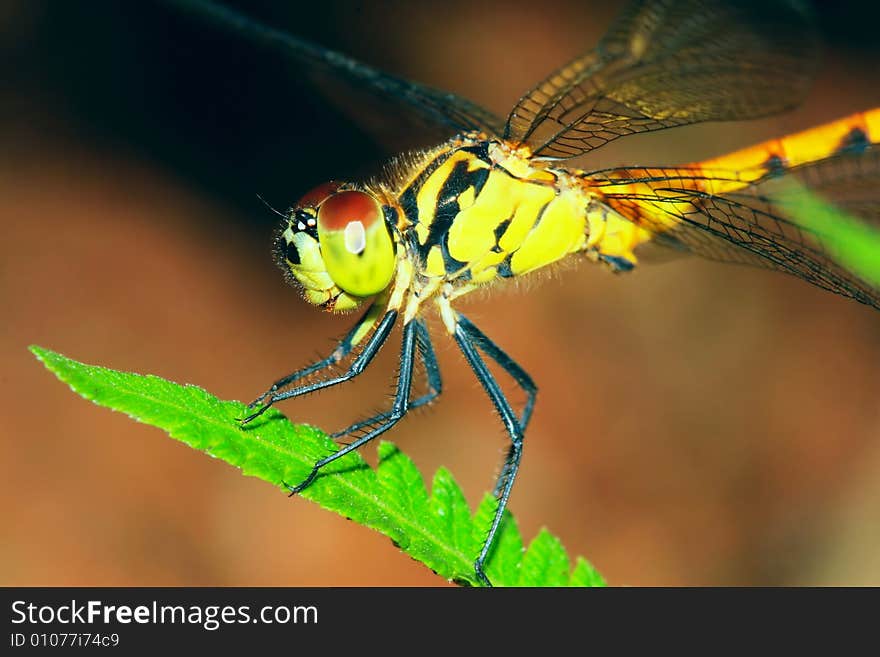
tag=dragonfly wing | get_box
[592,119,880,309]
[166,0,505,150]
[505,0,818,159]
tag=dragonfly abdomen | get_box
[690,108,880,194]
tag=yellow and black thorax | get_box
[393,136,590,288]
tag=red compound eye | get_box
[297,181,341,208]
[317,190,381,231]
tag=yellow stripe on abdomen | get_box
[580,108,880,266]
[691,108,880,194]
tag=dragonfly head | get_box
[275,181,397,312]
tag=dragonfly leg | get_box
[454,314,529,587]
[240,309,397,424]
[331,318,442,438]
[285,317,419,493]
[247,302,384,409]
[456,314,537,430]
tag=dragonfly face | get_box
[276,182,398,312]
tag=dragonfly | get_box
[166,0,880,586]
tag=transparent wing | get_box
[164,0,505,148]
[590,146,880,309]
[505,0,819,159]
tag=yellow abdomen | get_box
[577,108,880,268]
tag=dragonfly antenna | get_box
[256,194,287,219]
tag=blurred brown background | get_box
[2,0,880,587]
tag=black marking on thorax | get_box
[398,147,457,227]
[490,218,512,253]
[398,142,492,225]
[497,255,514,278]
[599,254,635,272]
[382,205,401,255]
[410,145,493,276]
[421,161,490,249]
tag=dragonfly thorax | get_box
[394,137,590,292]
[275,182,398,312]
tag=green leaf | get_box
[518,529,570,587]
[776,180,880,287]
[569,557,607,587]
[31,345,605,587]
[428,467,474,559]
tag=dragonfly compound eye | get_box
[296,180,341,208]
[317,190,396,297]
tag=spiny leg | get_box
[331,318,442,439]
[457,314,537,498]
[241,309,398,424]
[286,317,419,493]
[454,313,528,587]
[456,314,536,430]
[247,302,384,409]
